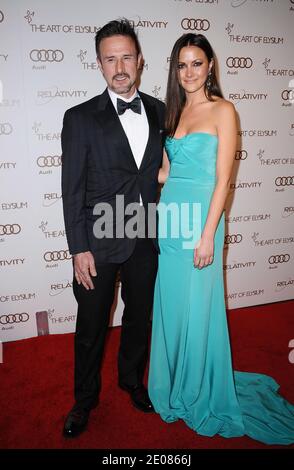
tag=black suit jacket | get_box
[61,89,166,263]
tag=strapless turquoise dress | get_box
[148,133,294,445]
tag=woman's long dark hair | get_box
[165,33,223,136]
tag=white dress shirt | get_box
[108,88,149,169]
[108,88,149,205]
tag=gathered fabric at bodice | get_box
[165,132,218,186]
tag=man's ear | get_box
[137,53,143,69]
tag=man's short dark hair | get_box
[95,19,141,59]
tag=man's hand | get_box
[73,251,97,290]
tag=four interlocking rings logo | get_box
[226,57,253,68]
[181,18,210,31]
[268,254,290,264]
[275,176,294,186]
[0,313,29,325]
[281,90,294,101]
[225,234,243,244]
[37,156,62,167]
[0,224,21,235]
[0,11,4,23]
[0,123,13,135]
[44,250,72,262]
[235,150,248,160]
[30,49,64,62]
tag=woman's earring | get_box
[206,71,212,91]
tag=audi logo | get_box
[281,90,294,101]
[0,224,21,236]
[0,11,4,23]
[30,49,64,63]
[235,150,248,160]
[37,156,62,167]
[268,254,290,264]
[44,250,72,262]
[225,234,243,244]
[275,176,294,187]
[0,313,29,325]
[0,123,13,135]
[226,57,253,69]
[181,18,210,31]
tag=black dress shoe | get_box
[119,383,154,413]
[63,404,91,438]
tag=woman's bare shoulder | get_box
[211,97,235,111]
[212,98,236,126]
[212,96,235,110]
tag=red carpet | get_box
[0,300,293,450]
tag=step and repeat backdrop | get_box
[0,0,293,342]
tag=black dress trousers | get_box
[72,237,158,410]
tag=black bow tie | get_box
[117,96,141,115]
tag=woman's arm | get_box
[158,150,170,184]
[194,101,237,269]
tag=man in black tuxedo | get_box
[61,19,165,438]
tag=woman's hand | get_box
[193,237,214,269]
[158,150,170,184]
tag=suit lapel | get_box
[92,89,160,172]
[139,92,160,170]
[92,89,138,171]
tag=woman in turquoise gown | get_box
[148,33,294,445]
